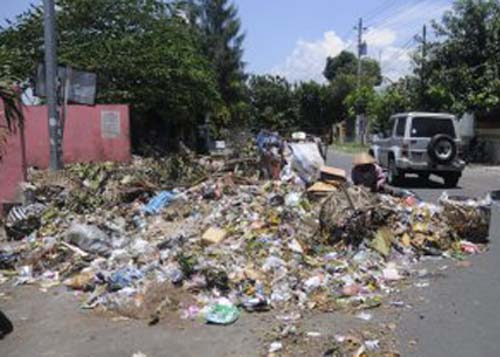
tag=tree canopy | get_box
[324,50,382,87]
[188,0,248,126]
[410,0,500,115]
[0,0,232,149]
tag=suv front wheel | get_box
[387,157,403,186]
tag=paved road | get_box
[327,150,500,202]
[328,150,500,356]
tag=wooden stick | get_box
[60,241,89,257]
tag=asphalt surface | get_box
[0,151,498,356]
[328,150,500,357]
[327,150,500,202]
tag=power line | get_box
[369,0,447,30]
[365,0,424,27]
[364,0,406,25]
[338,0,404,44]
[383,38,417,63]
[363,0,402,23]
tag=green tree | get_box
[0,0,221,150]
[248,75,298,131]
[344,86,376,118]
[422,0,500,114]
[324,50,382,86]
[295,81,326,131]
[190,0,247,126]
[368,79,413,133]
[323,51,382,136]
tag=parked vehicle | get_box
[370,112,466,187]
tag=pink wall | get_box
[0,102,26,215]
[24,105,131,168]
[0,104,130,214]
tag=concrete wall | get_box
[0,102,26,214]
[458,112,475,140]
[24,105,131,168]
[0,104,130,214]
[476,109,500,164]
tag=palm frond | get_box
[0,83,23,129]
[0,82,24,161]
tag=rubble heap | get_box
[0,141,491,326]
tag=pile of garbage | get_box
[0,134,492,326]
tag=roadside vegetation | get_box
[0,0,498,153]
[331,141,369,154]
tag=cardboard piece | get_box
[320,166,347,181]
[307,182,338,193]
[202,227,227,245]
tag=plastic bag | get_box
[65,224,111,257]
[204,303,240,325]
[143,191,176,215]
[288,142,325,183]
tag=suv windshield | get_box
[410,117,456,138]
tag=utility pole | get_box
[420,24,427,109]
[356,18,367,90]
[355,18,367,143]
[494,28,499,80]
[43,0,63,170]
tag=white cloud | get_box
[379,46,413,81]
[373,0,451,39]
[369,0,452,81]
[268,0,453,83]
[271,31,347,83]
[365,28,397,47]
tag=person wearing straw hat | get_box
[351,152,386,192]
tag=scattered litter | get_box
[0,133,490,343]
[269,341,283,353]
[415,281,430,288]
[383,263,403,281]
[204,302,240,325]
[132,352,147,357]
[306,331,322,337]
[201,227,227,245]
[143,191,176,215]
[460,241,481,254]
[364,339,380,351]
[417,269,430,279]
[64,223,111,257]
[356,312,373,321]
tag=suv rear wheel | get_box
[443,172,461,188]
[388,157,403,186]
[428,134,457,164]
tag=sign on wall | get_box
[101,111,121,139]
[35,64,97,105]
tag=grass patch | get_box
[331,141,369,154]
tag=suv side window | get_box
[395,117,406,137]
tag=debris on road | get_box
[0,133,492,332]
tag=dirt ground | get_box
[0,283,404,357]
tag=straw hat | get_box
[353,152,376,165]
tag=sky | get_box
[1,0,454,83]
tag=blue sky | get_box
[2,0,454,82]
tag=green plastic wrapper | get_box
[204,304,240,325]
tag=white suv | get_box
[370,112,466,187]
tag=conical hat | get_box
[353,152,376,165]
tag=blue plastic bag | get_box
[143,191,176,215]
